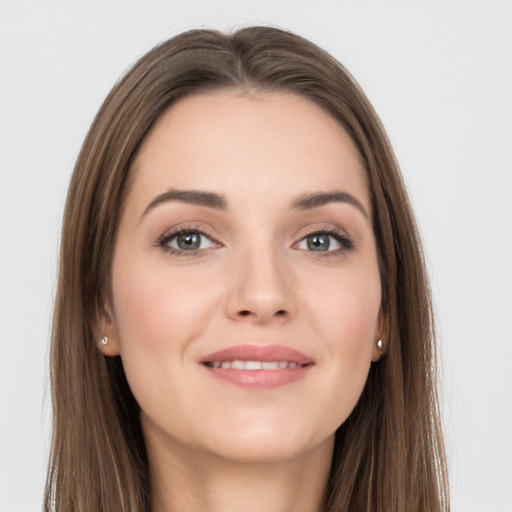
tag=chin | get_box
[197,421,335,465]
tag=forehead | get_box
[128,91,369,214]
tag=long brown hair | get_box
[45,26,449,511]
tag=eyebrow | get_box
[291,191,369,219]
[141,189,228,218]
[141,188,368,220]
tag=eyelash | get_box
[302,227,354,256]
[157,226,354,257]
[157,226,219,256]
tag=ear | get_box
[95,293,121,357]
[371,307,389,362]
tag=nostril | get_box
[237,309,287,318]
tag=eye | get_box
[159,229,219,254]
[295,229,353,253]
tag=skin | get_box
[99,91,385,512]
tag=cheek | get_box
[306,270,381,428]
[110,258,223,393]
[109,258,226,423]
[312,268,381,346]
[112,258,219,349]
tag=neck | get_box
[147,433,333,512]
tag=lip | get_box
[199,344,314,389]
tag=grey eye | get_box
[306,234,331,251]
[164,231,216,252]
[177,233,202,250]
[297,233,343,252]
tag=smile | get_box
[200,344,314,389]
[204,360,309,369]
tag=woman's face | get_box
[101,91,384,463]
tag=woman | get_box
[45,26,449,511]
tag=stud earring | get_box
[377,339,383,350]
[99,336,108,347]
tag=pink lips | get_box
[199,344,314,389]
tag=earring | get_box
[377,339,383,350]
[99,336,108,347]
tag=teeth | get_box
[206,360,304,370]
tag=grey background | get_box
[1,1,511,511]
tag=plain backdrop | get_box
[1,1,511,511]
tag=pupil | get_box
[178,233,200,250]
[307,235,329,251]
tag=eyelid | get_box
[293,225,354,254]
[157,224,222,255]
[155,222,354,257]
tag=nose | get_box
[225,247,295,325]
